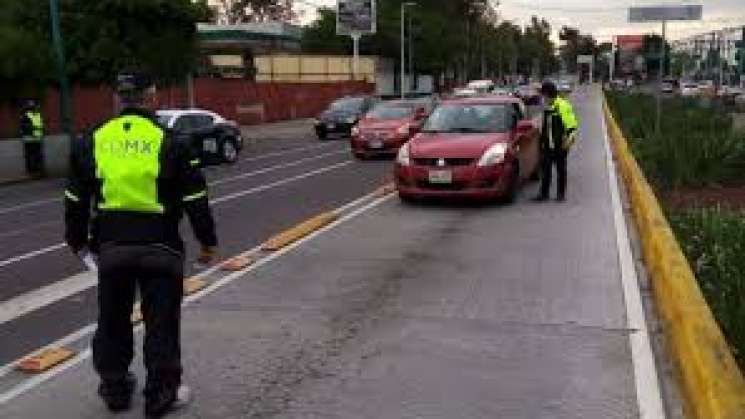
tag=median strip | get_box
[603,97,745,419]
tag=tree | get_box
[559,26,597,74]
[642,34,671,79]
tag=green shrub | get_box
[669,208,745,366]
[606,92,745,189]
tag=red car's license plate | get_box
[428,170,452,184]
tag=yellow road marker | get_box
[183,277,207,295]
[17,348,75,373]
[262,212,338,251]
[221,255,257,272]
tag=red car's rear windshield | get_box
[421,103,510,134]
[367,104,415,120]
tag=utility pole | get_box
[408,13,414,93]
[49,0,72,134]
[400,2,416,99]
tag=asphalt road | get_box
[0,130,391,365]
[0,86,669,418]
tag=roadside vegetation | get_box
[606,91,745,367]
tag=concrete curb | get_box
[602,96,745,418]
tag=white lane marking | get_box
[0,222,58,240]
[0,193,395,405]
[211,161,353,204]
[0,159,353,270]
[601,94,666,419]
[0,160,357,326]
[0,244,67,269]
[0,142,340,216]
[0,186,390,378]
[0,198,60,216]
[209,150,347,186]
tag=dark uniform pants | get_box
[93,244,183,390]
[23,141,44,175]
[539,148,568,198]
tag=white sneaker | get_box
[173,384,192,409]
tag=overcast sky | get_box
[297,1,745,42]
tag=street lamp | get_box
[401,2,416,99]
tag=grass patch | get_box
[669,209,745,366]
[606,92,745,189]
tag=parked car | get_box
[661,81,675,94]
[490,86,513,96]
[155,109,243,165]
[466,80,495,94]
[680,82,699,97]
[515,84,541,105]
[452,88,480,98]
[351,100,430,159]
[314,96,377,140]
[557,80,573,94]
[395,96,540,203]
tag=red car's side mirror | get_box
[516,120,533,133]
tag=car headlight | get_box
[396,143,411,166]
[477,143,508,167]
[351,125,360,137]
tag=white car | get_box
[680,83,699,97]
[156,109,243,165]
[466,80,495,94]
[452,88,480,98]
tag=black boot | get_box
[98,372,136,412]
[145,383,190,418]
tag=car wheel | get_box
[222,139,238,164]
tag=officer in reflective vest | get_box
[64,73,218,417]
[535,81,579,202]
[19,100,45,176]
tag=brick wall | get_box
[0,79,373,137]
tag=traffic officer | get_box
[64,72,218,417]
[19,99,45,176]
[535,81,579,202]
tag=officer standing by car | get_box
[64,73,218,417]
[535,81,579,202]
[19,99,45,177]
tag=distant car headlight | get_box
[396,143,411,166]
[477,143,508,167]
[351,125,360,137]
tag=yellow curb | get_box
[221,255,257,272]
[261,212,339,251]
[16,348,75,373]
[376,182,396,196]
[183,277,207,295]
[603,96,745,419]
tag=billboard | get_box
[337,0,376,35]
[629,5,702,22]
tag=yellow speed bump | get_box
[17,348,75,373]
[262,212,338,251]
[375,183,396,196]
[221,255,257,272]
[603,97,745,418]
[183,277,207,295]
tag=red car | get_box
[395,97,540,203]
[351,100,429,159]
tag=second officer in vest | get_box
[64,73,217,417]
[535,81,579,202]
[19,100,45,176]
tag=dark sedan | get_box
[314,96,377,140]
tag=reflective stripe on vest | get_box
[26,111,44,140]
[94,116,164,213]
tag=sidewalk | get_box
[0,88,658,418]
[241,118,315,141]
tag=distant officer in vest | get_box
[19,99,45,176]
[64,72,218,417]
[535,81,579,202]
